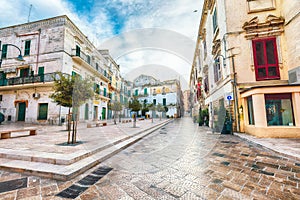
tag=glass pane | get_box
[247,96,255,125]
[257,68,266,78]
[265,94,294,126]
[266,40,276,64]
[255,42,265,65]
[268,67,278,77]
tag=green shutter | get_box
[24,40,31,56]
[1,44,7,58]
[38,103,48,120]
[38,67,44,82]
[76,45,81,57]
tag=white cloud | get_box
[0,0,204,88]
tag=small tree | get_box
[129,98,141,127]
[110,101,122,124]
[148,103,156,123]
[50,72,94,144]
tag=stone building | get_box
[191,0,300,137]
[0,15,112,123]
[132,74,183,118]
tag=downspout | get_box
[231,56,240,132]
[35,29,41,74]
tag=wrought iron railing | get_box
[2,72,61,86]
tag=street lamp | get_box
[0,41,25,67]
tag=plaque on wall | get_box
[247,0,276,13]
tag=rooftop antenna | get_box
[28,4,32,23]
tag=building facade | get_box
[0,15,112,123]
[132,74,183,118]
[191,0,300,137]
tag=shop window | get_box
[252,38,280,80]
[247,96,255,125]
[265,94,294,126]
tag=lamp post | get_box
[0,41,24,67]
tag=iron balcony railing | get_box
[0,72,61,86]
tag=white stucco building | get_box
[0,15,112,123]
[132,75,183,118]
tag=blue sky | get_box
[0,0,203,89]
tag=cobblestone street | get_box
[0,117,299,199]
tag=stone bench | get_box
[0,127,37,139]
[87,121,107,128]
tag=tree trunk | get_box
[114,111,116,125]
[74,113,78,144]
[67,108,71,144]
[151,110,154,123]
[72,113,75,144]
[133,112,136,128]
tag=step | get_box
[0,120,172,180]
[0,120,171,165]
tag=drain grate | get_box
[0,177,27,193]
[56,166,113,199]
[221,141,239,144]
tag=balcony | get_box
[71,49,110,82]
[0,72,60,86]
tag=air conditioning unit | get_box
[33,93,40,98]
[288,67,300,84]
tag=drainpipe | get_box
[231,56,240,132]
[35,29,41,74]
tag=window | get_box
[153,99,156,105]
[265,94,294,126]
[20,68,30,77]
[212,9,218,33]
[204,76,209,93]
[76,45,81,57]
[144,88,147,95]
[135,89,138,96]
[103,88,107,97]
[96,63,99,71]
[24,40,31,56]
[1,44,7,58]
[247,96,255,125]
[38,103,48,120]
[87,55,91,64]
[163,98,166,106]
[214,57,222,82]
[252,38,280,80]
[0,95,2,101]
[153,88,156,95]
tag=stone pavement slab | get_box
[234,132,300,160]
[0,119,172,180]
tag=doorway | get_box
[18,102,26,121]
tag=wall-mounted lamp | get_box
[0,41,25,67]
[214,54,226,67]
[239,105,243,114]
